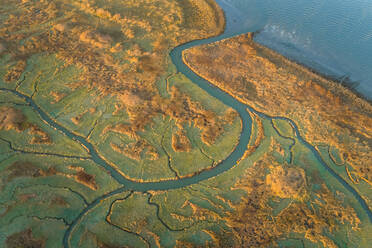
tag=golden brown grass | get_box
[0,106,26,131]
[183,33,372,184]
[172,128,192,152]
[0,0,232,167]
[226,152,359,248]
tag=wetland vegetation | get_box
[0,0,371,247]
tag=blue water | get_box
[216,0,372,99]
[2,2,372,246]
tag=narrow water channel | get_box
[0,1,371,247]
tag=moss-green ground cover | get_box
[0,0,370,247]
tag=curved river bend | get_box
[1,29,254,248]
[0,2,371,247]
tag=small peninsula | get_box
[183,33,372,190]
[0,0,371,247]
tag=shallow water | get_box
[216,0,372,99]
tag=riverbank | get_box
[183,32,372,187]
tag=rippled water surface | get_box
[216,0,372,99]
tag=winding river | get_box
[0,2,371,247]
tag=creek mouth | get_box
[1,2,371,247]
[170,28,372,222]
[3,28,371,246]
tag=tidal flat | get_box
[0,0,371,247]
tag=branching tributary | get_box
[1,13,371,247]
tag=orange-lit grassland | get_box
[0,0,242,182]
[184,33,372,191]
[96,114,368,248]
[0,0,242,246]
[1,1,370,247]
